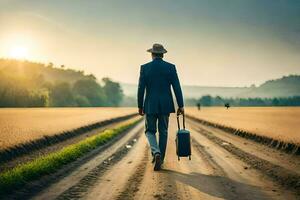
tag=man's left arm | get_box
[137,65,145,115]
[171,65,184,115]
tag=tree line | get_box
[186,95,300,107]
[0,59,123,107]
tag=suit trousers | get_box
[145,114,170,162]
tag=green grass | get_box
[0,118,140,195]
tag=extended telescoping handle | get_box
[177,113,186,130]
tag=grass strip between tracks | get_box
[0,118,141,195]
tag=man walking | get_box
[137,43,184,171]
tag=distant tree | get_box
[271,98,279,106]
[200,95,212,106]
[50,82,76,107]
[28,90,49,107]
[120,96,137,107]
[74,95,91,107]
[213,96,224,106]
[78,70,84,75]
[87,74,97,80]
[47,62,54,68]
[73,79,106,106]
[184,98,198,107]
[102,77,124,106]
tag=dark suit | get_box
[137,57,184,161]
[137,58,184,114]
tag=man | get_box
[137,43,184,171]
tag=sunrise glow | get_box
[9,46,29,59]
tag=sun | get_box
[9,46,29,59]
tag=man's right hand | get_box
[138,108,144,116]
[177,107,184,116]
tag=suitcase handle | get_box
[176,113,185,130]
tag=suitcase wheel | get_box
[189,155,191,160]
[178,157,180,161]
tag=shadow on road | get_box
[159,169,270,200]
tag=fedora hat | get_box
[147,43,167,54]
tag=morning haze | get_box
[1,1,300,199]
[0,0,299,87]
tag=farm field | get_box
[1,110,300,199]
[186,107,300,144]
[0,108,136,149]
[25,116,299,200]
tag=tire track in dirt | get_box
[83,129,149,200]
[191,139,250,200]
[189,119,300,174]
[191,139,226,177]
[135,159,180,200]
[186,114,300,155]
[3,124,143,200]
[30,115,300,200]
[188,121,298,200]
[30,122,144,200]
[115,148,149,200]
[56,133,143,199]
[191,122,300,197]
[113,145,179,200]
[133,116,271,200]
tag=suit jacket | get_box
[137,58,184,114]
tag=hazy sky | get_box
[0,0,299,86]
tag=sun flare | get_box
[9,46,29,59]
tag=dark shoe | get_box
[151,156,155,163]
[154,153,161,171]
[159,160,164,169]
[151,152,155,163]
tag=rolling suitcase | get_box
[175,114,191,161]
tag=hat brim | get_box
[147,48,167,54]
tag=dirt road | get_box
[32,115,300,200]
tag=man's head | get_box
[151,53,163,59]
[147,43,167,60]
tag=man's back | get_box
[138,57,183,114]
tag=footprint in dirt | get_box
[153,193,168,200]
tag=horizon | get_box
[1,0,300,87]
[2,57,298,88]
[120,73,299,88]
